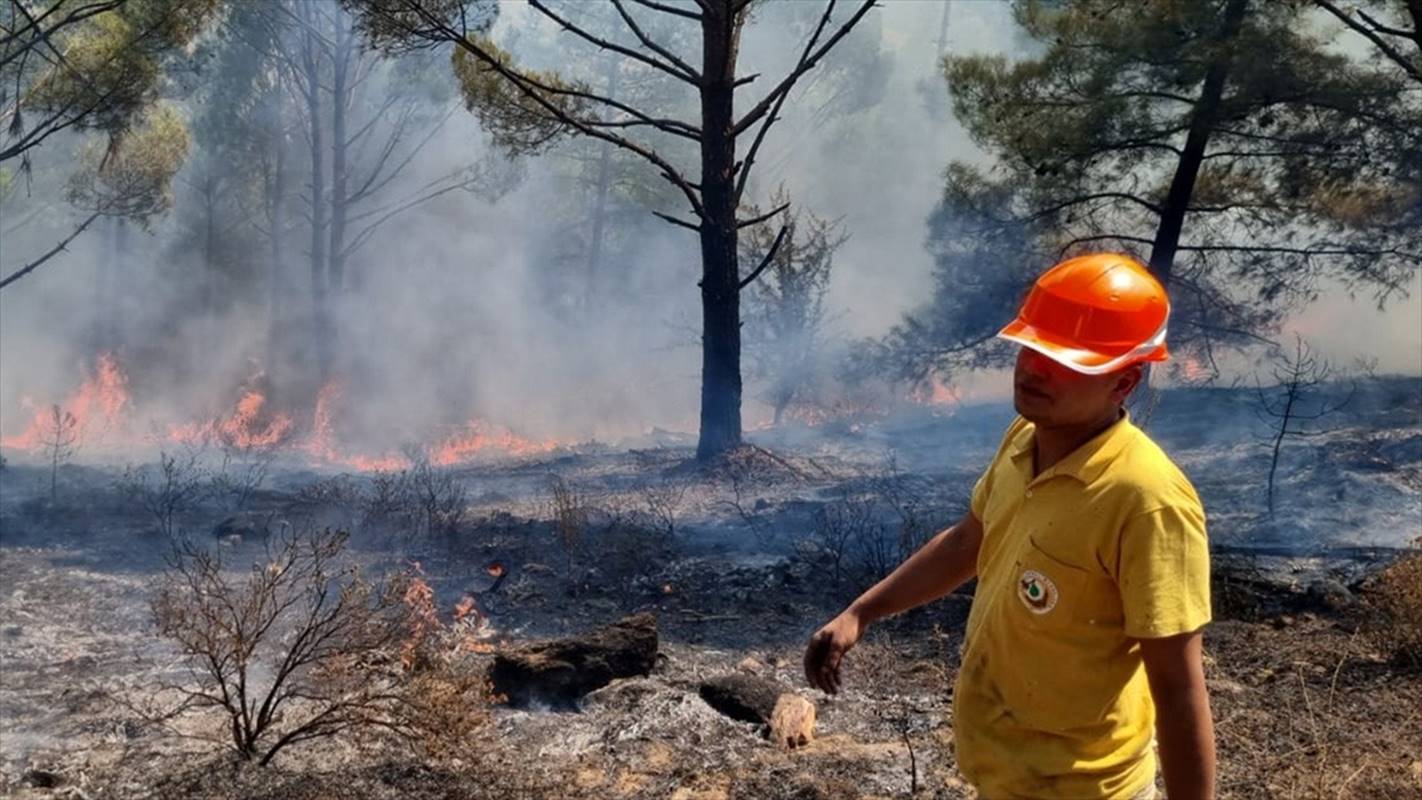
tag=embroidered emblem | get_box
[1018,569,1059,615]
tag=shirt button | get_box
[1025,489,1033,498]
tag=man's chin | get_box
[1013,394,1051,422]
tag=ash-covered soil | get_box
[1,378,1419,799]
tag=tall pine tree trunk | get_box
[328,15,351,296]
[695,2,745,461]
[1147,0,1249,287]
[267,98,288,402]
[584,57,620,305]
[300,6,332,384]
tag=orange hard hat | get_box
[998,253,1170,375]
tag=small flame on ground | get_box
[428,420,558,466]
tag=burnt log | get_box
[489,613,657,709]
[699,674,817,749]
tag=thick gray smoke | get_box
[0,0,1416,466]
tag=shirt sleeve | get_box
[969,466,993,520]
[1117,503,1212,639]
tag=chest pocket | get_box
[1012,537,1091,627]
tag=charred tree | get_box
[40,405,79,505]
[1253,336,1354,516]
[352,0,878,461]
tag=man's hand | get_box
[803,513,983,695]
[804,608,864,694]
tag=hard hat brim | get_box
[998,318,1169,376]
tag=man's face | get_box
[1012,347,1140,427]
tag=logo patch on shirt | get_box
[1018,569,1059,614]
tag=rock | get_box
[211,512,271,541]
[768,694,816,749]
[1206,678,1249,697]
[1305,579,1354,611]
[735,656,765,674]
[699,674,817,749]
[489,613,658,709]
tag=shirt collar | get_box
[1010,409,1137,486]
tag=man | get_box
[805,253,1215,800]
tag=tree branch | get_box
[738,224,788,290]
[733,0,878,136]
[630,0,702,21]
[0,211,102,290]
[737,202,789,229]
[652,210,702,231]
[529,0,700,86]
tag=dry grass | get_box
[1360,549,1422,671]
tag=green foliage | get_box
[888,0,1421,384]
[4,0,222,153]
[450,37,585,154]
[66,103,191,225]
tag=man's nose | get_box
[1019,347,1054,379]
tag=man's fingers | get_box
[804,631,830,691]
[826,648,842,694]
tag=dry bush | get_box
[1360,548,1422,670]
[547,474,588,579]
[147,527,491,766]
[593,498,675,603]
[117,450,208,536]
[407,456,467,538]
[208,441,277,513]
[639,477,689,539]
[285,473,365,531]
[799,491,882,590]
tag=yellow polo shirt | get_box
[953,413,1210,799]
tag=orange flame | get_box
[428,419,558,466]
[168,390,293,449]
[909,376,960,411]
[1,353,130,452]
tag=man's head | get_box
[1012,347,1142,427]
[997,253,1169,426]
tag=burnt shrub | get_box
[147,527,491,766]
[1360,548,1422,671]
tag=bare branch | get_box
[630,0,702,21]
[732,0,878,136]
[529,0,700,85]
[0,211,102,291]
[737,202,789,229]
[738,224,788,290]
[652,210,702,231]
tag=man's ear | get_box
[1111,365,1144,403]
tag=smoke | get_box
[1,0,1417,467]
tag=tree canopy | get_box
[886,0,1421,385]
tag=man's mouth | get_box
[1016,384,1050,401]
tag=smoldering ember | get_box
[1,1,1420,799]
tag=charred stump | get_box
[699,673,817,749]
[489,613,658,709]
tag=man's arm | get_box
[1138,630,1216,800]
[804,512,983,694]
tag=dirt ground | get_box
[2,380,1420,799]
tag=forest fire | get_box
[0,353,130,452]
[167,390,294,450]
[1,359,560,470]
